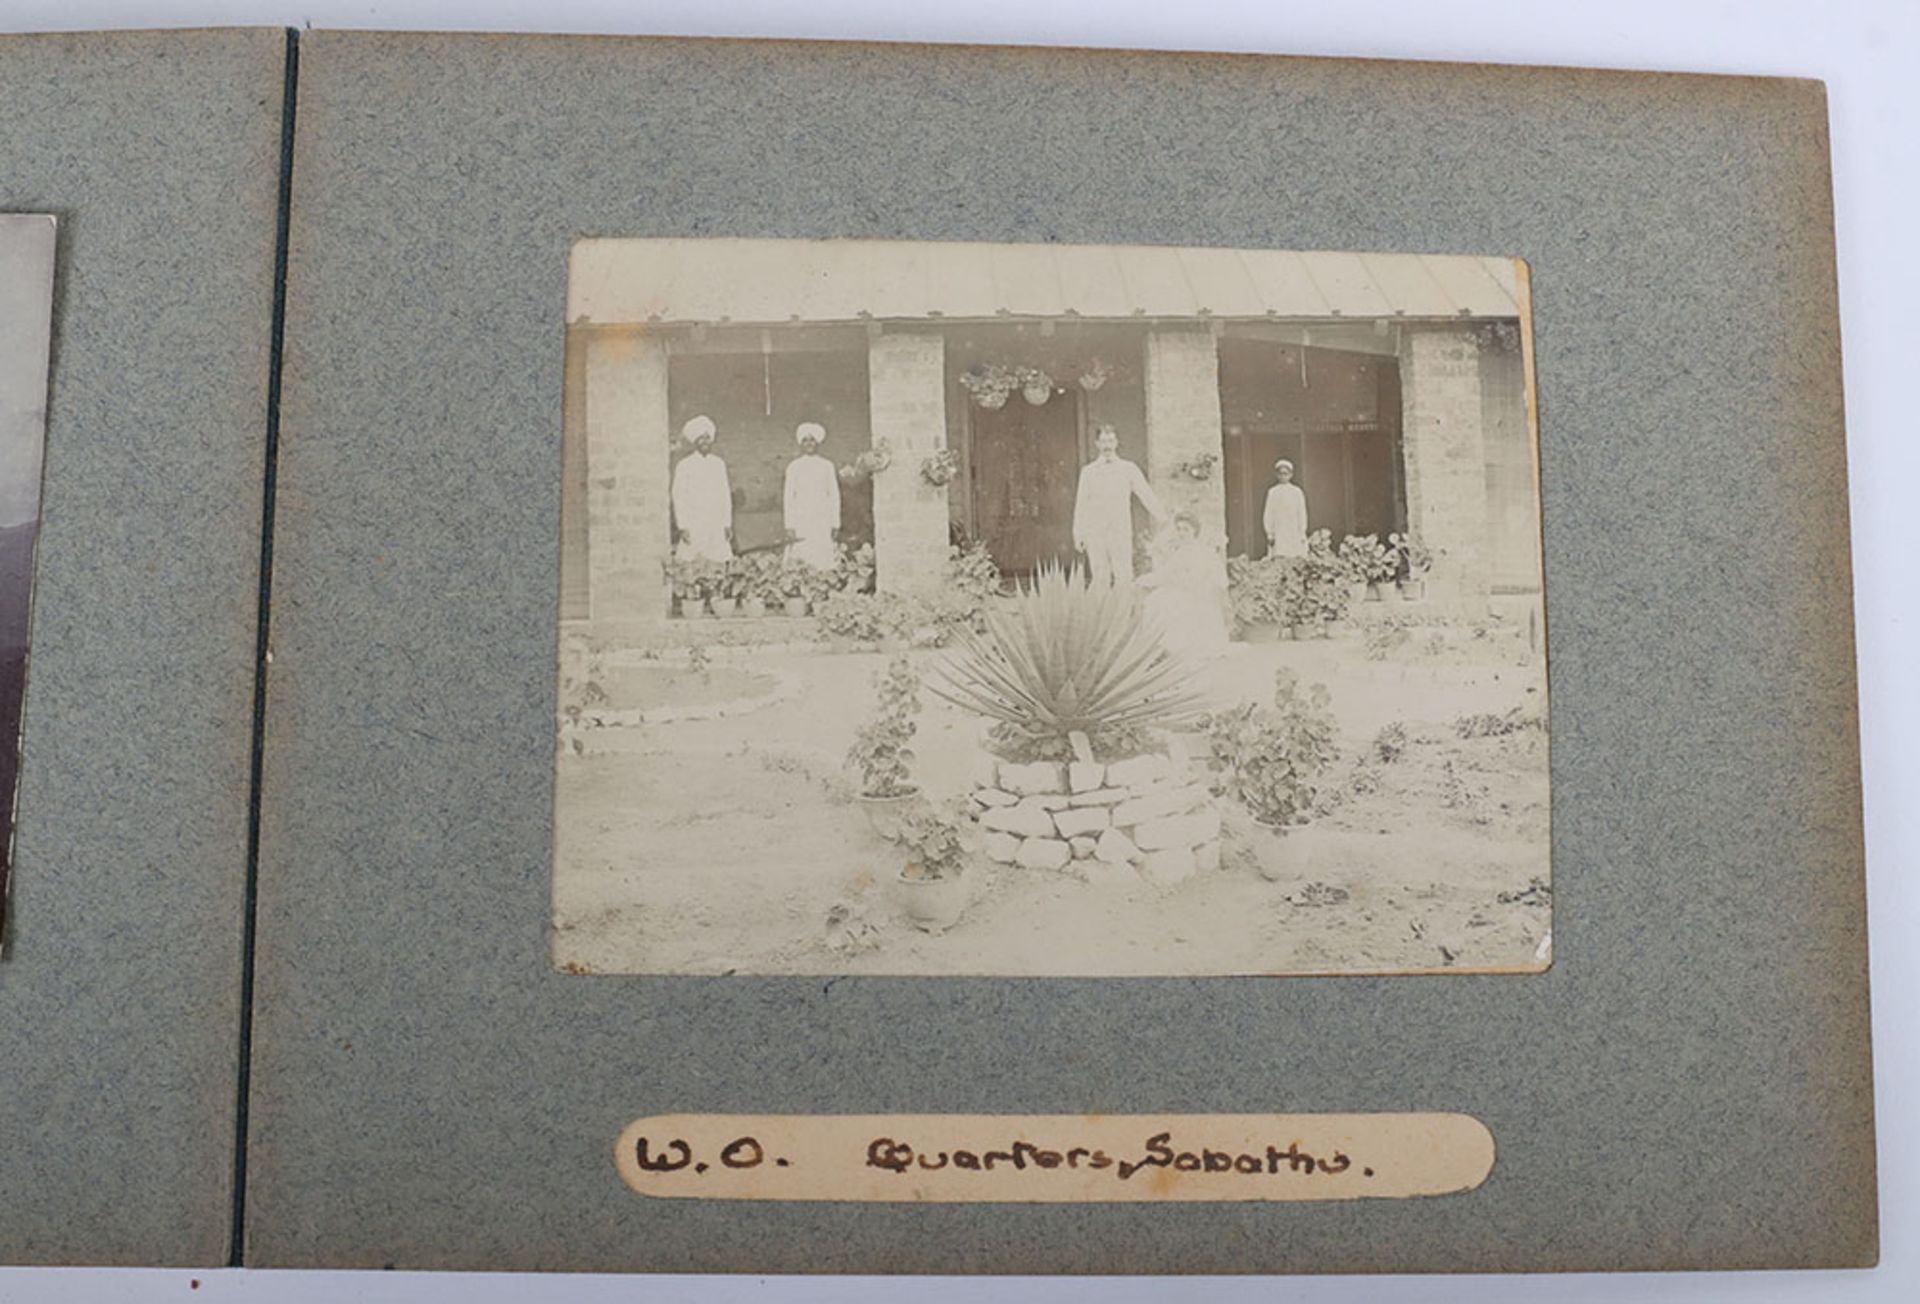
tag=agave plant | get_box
[929,563,1209,761]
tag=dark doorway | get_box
[1219,338,1404,559]
[967,389,1082,577]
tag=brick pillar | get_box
[1398,325,1491,612]
[869,331,949,593]
[582,328,672,626]
[1142,328,1228,542]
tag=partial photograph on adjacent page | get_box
[553,237,1548,977]
[0,213,55,932]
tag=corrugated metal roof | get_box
[569,238,1523,326]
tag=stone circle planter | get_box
[857,788,921,843]
[1251,818,1311,882]
[972,750,1221,887]
[897,867,969,932]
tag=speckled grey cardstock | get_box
[246,34,1874,1271]
[0,30,286,1266]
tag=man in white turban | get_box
[1262,458,1309,559]
[670,415,734,561]
[1072,425,1165,585]
[783,421,841,570]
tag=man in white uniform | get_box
[783,421,842,570]
[1072,425,1165,586]
[669,414,734,561]
[1262,458,1309,559]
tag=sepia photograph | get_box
[0,214,55,931]
[553,237,1548,976]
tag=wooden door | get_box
[967,390,1081,576]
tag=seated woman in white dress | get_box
[1137,511,1230,662]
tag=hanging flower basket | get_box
[1015,366,1056,406]
[921,448,959,487]
[1077,358,1113,392]
[837,439,894,484]
[959,364,1019,409]
[1178,452,1219,481]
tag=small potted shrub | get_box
[846,654,922,841]
[777,557,814,616]
[1389,532,1434,602]
[735,553,771,618]
[1282,531,1349,637]
[710,558,744,617]
[1209,668,1339,881]
[1227,555,1284,642]
[893,796,972,932]
[666,556,720,618]
[1338,533,1394,605]
[835,541,876,596]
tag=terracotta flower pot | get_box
[1398,579,1427,602]
[857,788,921,842]
[1251,818,1310,882]
[897,866,969,932]
[784,596,811,617]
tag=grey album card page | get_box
[246,32,1873,1271]
[0,29,287,1266]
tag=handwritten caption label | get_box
[613,1113,1493,1203]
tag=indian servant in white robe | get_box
[670,415,734,562]
[1262,459,1309,559]
[783,421,842,570]
[1072,425,1165,586]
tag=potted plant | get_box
[892,796,972,932]
[1015,365,1056,406]
[735,553,772,618]
[709,557,744,617]
[834,541,876,597]
[1208,668,1339,881]
[666,556,720,618]
[773,556,812,616]
[1287,531,1351,637]
[1389,532,1434,601]
[846,654,922,840]
[1227,555,1288,642]
[1337,533,1392,605]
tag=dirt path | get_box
[552,632,1551,977]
